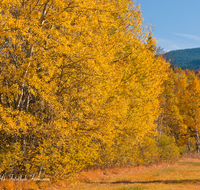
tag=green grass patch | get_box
[161,168,176,173]
[178,161,200,166]
[152,171,160,177]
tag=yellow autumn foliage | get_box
[0,0,170,178]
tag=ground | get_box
[1,154,200,190]
[68,155,200,190]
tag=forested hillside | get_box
[165,48,200,70]
[0,0,200,181]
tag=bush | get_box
[158,134,181,162]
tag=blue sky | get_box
[136,0,200,52]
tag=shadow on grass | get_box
[88,179,200,185]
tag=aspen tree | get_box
[0,0,169,177]
[185,73,200,153]
[175,71,191,149]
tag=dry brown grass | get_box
[78,163,178,183]
[179,151,200,162]
[2,154,200,190]
[70,154,200,190]
[0,180,51,190]
[0,180,38,190]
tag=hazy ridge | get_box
[164,47,200,70]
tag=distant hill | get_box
[164,47,200,70]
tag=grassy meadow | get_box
[72,155,200,190]
[1,154,200,189]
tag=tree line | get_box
[0,0,193,179]
[158,67,200,154]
